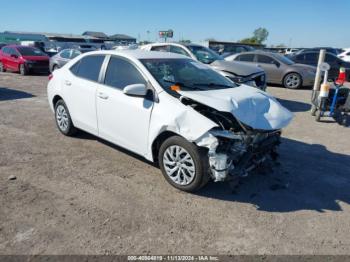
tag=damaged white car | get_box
[47,50,293,192]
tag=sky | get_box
[1,0,349,48]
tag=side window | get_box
[104,57,146,89]
[151,45,169,52]
[2,47,9,54]
[257,55,275,64]
[60,50,71,59]
[71,50,81,59]
[70,55,105,82]
[305,53,317,62]
[9,48,19,56]
[237,54,254,62]
[169,46,190,57]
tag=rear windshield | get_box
[17,47,46,56]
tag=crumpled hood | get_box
[211,60,264,76]
[178,85,293,130]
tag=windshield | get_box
[186,45,223,64]
[17,47,46,56]
[273,53,295,65]
[141,58,236,93]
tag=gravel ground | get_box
[0,72,350,255]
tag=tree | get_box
[239,27,269,45]
[253,27,269,44]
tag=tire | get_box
[54,100,77,136]
[52,64,58,72]
[158,136,210,192]
[19,64,28,75]
[0,61,5,72]
[311,105,317,116]
[283,72,302,89]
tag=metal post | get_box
[312,49,326,102]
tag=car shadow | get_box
[197,137,350,213]
[277,98,311,112]
[0,87,35,101]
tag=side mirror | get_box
[11,54,18,58]
[123,83,147,97]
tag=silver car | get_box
[141,43,267,90]
[49,49,82,72]
[226,51,317,89]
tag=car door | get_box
[96,55,153,155]
[234,53,255,65]
[256,54,281,82]
[63,55,105,135]
[1,47,10,69]
[8,48,20,70]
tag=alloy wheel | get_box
[56,105,69,132]
[163,145,196,186]
[285,73,301,88]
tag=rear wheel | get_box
[54,100,77,136]
[283,73,302,89]
[158,136,209,192]
[19,64,27,75]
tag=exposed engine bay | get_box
[181,96,281,182]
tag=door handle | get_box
[65,80,72,86]
[97,92,109,99]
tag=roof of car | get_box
[87,49,190,59]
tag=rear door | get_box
[63,55,105,135]
[1,47,10,68]
[8,48,21,70]
[96,56,153,155]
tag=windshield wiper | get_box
[163,79,207,91]
[193,83,233,88]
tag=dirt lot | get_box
[0,72,350,255]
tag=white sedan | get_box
[47,50,293,192]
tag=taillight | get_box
[48,74,53,81]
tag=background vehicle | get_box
[288,51,350,81]
[285,48,300,55]
[47,50,292,192]
[50,49,82,72]
[293,47,340,56]
[0,45,49,75]
[141,43,266,90]
[338,48,350,62]
[226,51,317,89]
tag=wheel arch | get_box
[151,130,180,165]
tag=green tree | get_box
[239,27,269,45]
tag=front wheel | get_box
[0,62,5,72]
[158,136,209,192]
[19,64,28,75]
[283,73,302,89]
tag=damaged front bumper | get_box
[197,129,281,182]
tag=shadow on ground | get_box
[277,98,311,112]
[0,87,35,101]
[197,137,350,213]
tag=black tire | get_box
[19,64,28,75]
[0,61,5,72]
[311,105,317,116]
[52,64,58,72]
[54,99,77,136]
[158,136,210,192]
[283,72,303,89]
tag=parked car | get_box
[141,43,267,90]
[294,47,340,56]
[288,51,350,81]
[225,51,317,89]
[47,50,293,192]
[0,45,49,75]
[50,49,82,72]
[285,48,300,55]
[338,48,350,62]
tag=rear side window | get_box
[170,46,190,57]
[104,57,146,89]
[60,50,71,59]
[70,55,105,82]
[236,54,255,62]
[151,45,169,52]
[304,53,318,62]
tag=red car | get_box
[0,45,49,75]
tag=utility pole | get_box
[312,49,326,101]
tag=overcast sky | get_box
[1,0,349,47]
